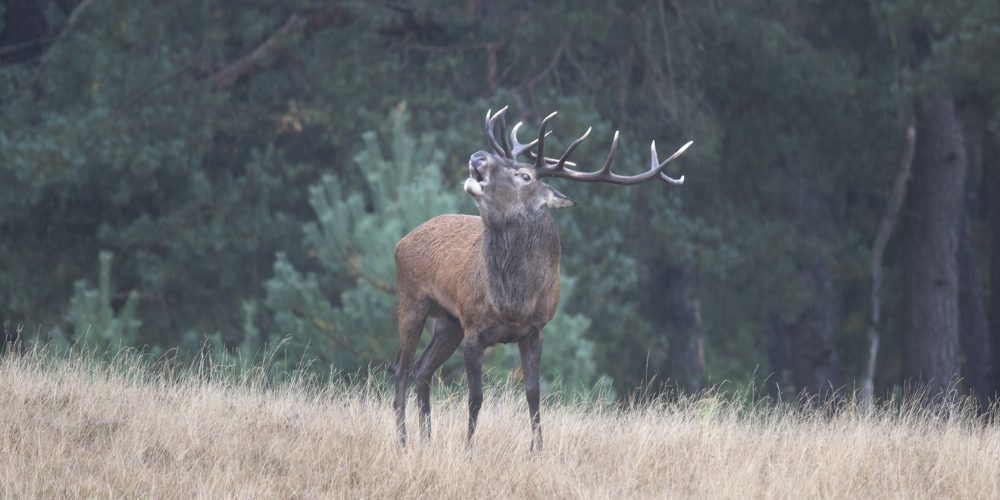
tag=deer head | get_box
[464,150,575,228]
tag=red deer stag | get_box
[393,107,691,450]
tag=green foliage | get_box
[3,0,999,397]
[50,252,141,352]
[264,106,456,370]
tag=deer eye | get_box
[519,173,532,182]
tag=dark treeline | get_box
[2,0,999,401]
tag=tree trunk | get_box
[903,93,967,393]
[766,255,839,400]
[636,257,705,395]
[766,168,840,400]
[791,256,839,398]
[956,108,993,406]
[959,213,992,404]
[987,124,1000,402]
[629,188,704,395]
[765,309,792,397]
[665,266,705,394]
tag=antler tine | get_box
[530,151,577,168]
[497,110,513,158]
[533,111,559,169]
[484,106,510,158]
[535,129,692,186]
[597,130,619,174]
[660,172,685,184]
[510,122,565,163]
[655,140,692,185]
[553,127,593,171]
[509,122,535,157]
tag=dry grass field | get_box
[2,349,999,499]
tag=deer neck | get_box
[481,210,561,319]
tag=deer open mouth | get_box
[464,171,485,199]
[465,154,489,197]
[470,166,485,183]
[469,153,488,181]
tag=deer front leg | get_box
[518,332,543,451]
[463,337,485,446]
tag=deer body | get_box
[393,153,567,451]
[396,213,561,341]
[392,108,691,451]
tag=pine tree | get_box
[49,251,141,353]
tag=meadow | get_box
[2,349,999,499]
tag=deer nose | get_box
[469,151,489,169]
[469,151,490,179]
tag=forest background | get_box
[2,0,1000,403]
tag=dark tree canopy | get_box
[2,0,999,401]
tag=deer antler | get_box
[508,121,547,158]
[509,111,692,185]
[487,108,577,167]
[484,107,512,159]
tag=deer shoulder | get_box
[395,214,487,322]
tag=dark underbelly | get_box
[427,300,547,346]
[478,324,539,346]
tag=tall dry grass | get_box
[1,348,999,499]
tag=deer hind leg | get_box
[393,295,429,446]
[413,314,463,441]
[463,336,485,446]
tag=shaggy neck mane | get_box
[482,209,561,319]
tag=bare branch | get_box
[388,41,491,53]
[862,124,917,411]
[517,38,568,92]
[45,0,98,59]
[210,7,353,90]
[0,37,56,59]
[114,61,196,114]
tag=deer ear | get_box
[543,184,576,209]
